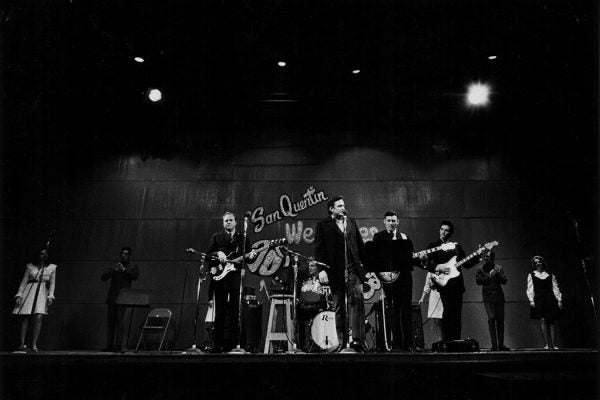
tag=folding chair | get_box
[136,308,173,351]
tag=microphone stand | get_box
[30,231,54,335]
[286,255,305,354]
[229,215,250,354]
[339,215,357,354]
[184,253,207,354]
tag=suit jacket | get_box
[314,216,366,288]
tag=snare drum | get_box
[310,310,339,351]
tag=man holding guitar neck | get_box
[422,221,479,341]
[206,212,257,352]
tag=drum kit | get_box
[298,276,338,352]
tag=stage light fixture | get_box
[277,61,286,67]
[148,89,162,102]
[134,57,145,63]
[352,69,360,74]
[466,83,490,106]
[488,55,497,60]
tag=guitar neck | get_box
[413,245,446,259]
[455,249,481,268]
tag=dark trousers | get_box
[106,304,130,349]
[439,276,464,340]
[212,273,241,351]
[331,272,365,343]
[383,272,413,350]
[484,302,505,348]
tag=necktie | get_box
[392,230,397,240]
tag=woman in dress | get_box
[418,271,444,343]
[527,255,562,349]
[13,248,57,352]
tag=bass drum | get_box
[310,311,339,352]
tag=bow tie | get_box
[335,215,345,221]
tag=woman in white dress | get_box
[418,271,444,343]
[13,248,57,352]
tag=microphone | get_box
[244,211,252,219]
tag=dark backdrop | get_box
[1,0,597,351]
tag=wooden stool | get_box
[263,294,294,353]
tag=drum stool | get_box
[263,294,294,353]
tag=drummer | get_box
[297,258,329,351]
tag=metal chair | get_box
[136,308,173,351]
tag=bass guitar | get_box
[377,242,457,283]
[188,238,286,281]
[432,241,499,287]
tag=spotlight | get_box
[352,69,360,74]
[148,88,162,102]
[277,61,286,67]
[488,55,497,60]
[466,83,490,106]
[134,56,145,63]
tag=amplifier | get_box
[432,338,479,353]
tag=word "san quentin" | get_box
[250,186,328,233]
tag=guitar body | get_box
[431,255,459,287]
[376,271,399,284]
[212,263,237,281]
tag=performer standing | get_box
[422,221,478,340]
[205,212,256,352]
[527,255,563,349]
[314,195,367,352]
[475,251,509,351]
[372,211,415,350]
[101,246,139,352]
[13,248,57,352]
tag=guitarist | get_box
[205,212,257,352]
[372,211,416,351]
[422,221,478,341]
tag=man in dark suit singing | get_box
[314,195,367,352]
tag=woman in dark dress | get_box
[526,255,563,349]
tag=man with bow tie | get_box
[372,211,416,351]
[314,195,367,352]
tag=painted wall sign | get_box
[250,186,328,233]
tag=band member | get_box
[13,248,57,352]
[297,258,330,351]
[422,221,478,340]
[206,212,256,352]
[527,255,563,350]
[475,251,509,351]
[372,211,415,351]
[314,195,367,351]
[418,271,444,343]
[101,246,139,352]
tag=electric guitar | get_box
[188,238,286,281]
[376,242,457,283]
[431,241,499,287]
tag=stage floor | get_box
[1,348,597,400]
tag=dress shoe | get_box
[101,346,117,352]
[498,345,510,351]
[349,340,368,353]
[490,346,498,351]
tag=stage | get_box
[2,348,597,400]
